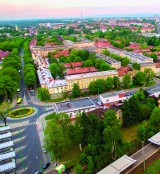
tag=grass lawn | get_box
[143,158,160,174]
[49,98,65,102]
[45,113,56,121]
[59,146,82,168]
[121,123,141,142]
[145,81,156,87]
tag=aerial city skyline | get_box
[0,0,160,19]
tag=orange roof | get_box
[66,67,97,75]
[64,62,83,68]
[118,93,125,98]
[118,66,132,77]
[54,50,70,58]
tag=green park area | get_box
[143,158,160,174]
[121,123,141,142]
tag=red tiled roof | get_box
[155,62,160,68]
[66,67,97,75]
[0,50,10,59]
[64,62,83,68]
[118,93,126,98]
[54,50,70,58]
[127,44,140,49]
[95,41,113,48]
[118,66,132,77]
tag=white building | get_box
[99,91,127,107]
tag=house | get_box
[99,91,127,107]
[118,65,132,77]
[87,105,123,123]
[95,40,113,48]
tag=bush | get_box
[9,108,35,118]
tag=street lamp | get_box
[141,141,145,172]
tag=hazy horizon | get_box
[0,0,160,20]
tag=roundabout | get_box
[8,107,36,119]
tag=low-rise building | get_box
[96,53,121,69]
[122,51,153,63]
[99,91,127,107]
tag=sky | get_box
[0,0,160,20]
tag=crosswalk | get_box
[0,121,37,129]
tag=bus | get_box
[17,97,22,105]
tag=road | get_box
[1,48,54,174]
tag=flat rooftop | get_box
[96,53,121,64]
[148,132,160,146]
[123,51,153,61]
[100,91,125,98]
[97,155,136,174]
[55,97,95,113]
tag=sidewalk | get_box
[36,111,56,173]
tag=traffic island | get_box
[8,107,35,118]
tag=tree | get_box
[103,110,122,158]
[102,49,110,56]
[132,62,140,71]
[37,87,50,101]
[1,67,20,84]
[121,95,141,126]
[0,102,10,126]
[122,74,131,88]
[0,76,18,99]
[24,71,36,86]
[105,77,113,91]
[83,60,94,67]
[134,71,146,86]
[121,57,130,66]
[85,156,94,174]
[73,163,83,174]
[58,64,66,78]
[137,124,148,141]
[100,63,110,71]
[144,68,154,83]
[71,83,81,98]
[44,121,70,162]
[150,53,157,62]
[104,110,120,127]
[113,76,120,89]
[49,63,59,78]
[150,107,160,133]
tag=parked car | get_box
[43,162,50,169]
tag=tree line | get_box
[0,38,24,102]
[23,40,37,86]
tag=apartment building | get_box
[65,70,118,91]
[96,53,121,69]
[122,51,153,63]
